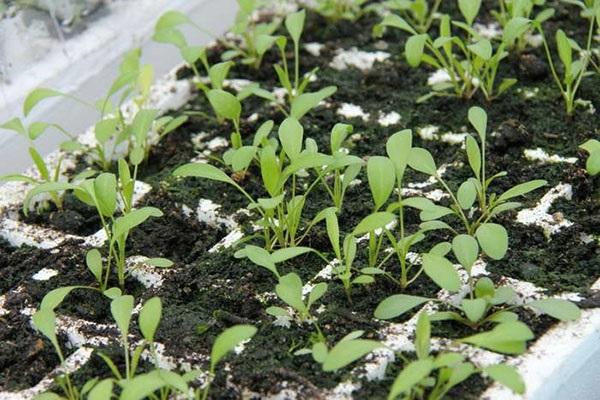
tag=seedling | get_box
[375,1,528,101]
[24,164,169,290]
[295,330,382,372]
[580,139,600,175]
[266,272,328,324]
[492,0,554,51]
[310,0,369,22]
[174,117,339,249]
[224,0,281,68]
[373,0,443,34]
[535,9,597,115]
[386,312,526,399]
[375,275,580,336]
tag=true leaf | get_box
[86,249,103,283]
[528,298,581,321]
[388,359,434,400]
[475,223,508,260]
[386,129,412,183]
[285,10,305,44]
[322,339,382,371]
[367,156,396,210]
[352,212,396,235]
[211,325,257,369]
[111,295,134,338]
[452,234,479,270]
[207,89,241,122]
[173,162,235,185]
[484,364,525,394]
[374,294,430,319]
[422,253,461,292]
[408,147,437,175]
[405,34,427,67]
[461,321,534,354]
[24,88,62,117]
[498,180,547,202]
[468,106,487,142]
[139,297,162,342]
[278,117,303,161]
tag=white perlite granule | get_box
[304,42,325,56]
[516,183,574,236]
[329,47,390,72]
[377,111,401,127]
[337,103,370,121]
[524,148,577,164]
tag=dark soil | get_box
[1,1,599,398]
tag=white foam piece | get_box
[516,183,574,236]
[31,268,59,281]
[337,103,370,122]
[329,47,390,72]
[377,111,401,127]
[524,148,577,164]
[304,42,325,57]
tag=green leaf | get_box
[139,297,162,342]
[422,253,461,292]
[503,17,531,45]
[498,180,547,202]
[458,0,481,25]
[1,117,27,136]
[386,129,412,183]
[94,173,117,217]
[145,257,174,268]
[311,342,328,363]
[326,212,341,259]
[208,61,233,90]
[240,245,278,277]
[374,294,430,319]
[468,106,487,142]
[430,241,452,256]
[461,298,487,322]
[24,88,62,117]
[278,117,303,161]
[32,309,59,348]
[95,118,119,144]
[367,156,396,210]
[111,295,134,338]
[484,364,525,394]
[474,277,495,299]
[155,10,190,31]
[457,180,477,210]
[87,379,114,400]
[452,234,479,270]
[285,9,306,44]
[40,286,79,310]
[556,29,572,72]
[271,247,313,264]
[275,273,305,313]
[461,321,534,354]
[307,282,328,309]
[468,39,492,60]
[260,145,281,197]
[378,14,417,35]
[113,207,162,239]
[29,147,49,181]
[207,89,241,122]
[290,86,337,119]
[408,147,437,175]
[414,312,430,360]
[330,123,353,153]
[475,223,508,260]
[131,109,159,145]
[352,212,396,235]
[528,298,581,321]
[388,359,434,400]
[211,325,257,369]
[86,249,103,283]
[465,135,481,179]
[405,34,428,67]
[173,162,235,185]
[322,339,382,371]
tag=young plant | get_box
[580,139,600,175]
[386,312,526,399]
[405,107,546,283]
[295,330,383,372]
[375,1,527,101]
[492,0,555,51]
[376,275,580,341]
[535,9,597,115]
[174,117,337,249]
[24,164,169,290]
[373,0,443,34]
[318,123,364,211]
[266,272,328,324]
[310,0,368,22]
[270,9,337,114]
[223,0,281,68]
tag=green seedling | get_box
[234,244,326,279]
[535,9,597,115]
[295,330,383,372]
[24,164,169,290]
[580,139,600,175]
[318,123,364,211]
[373,0,443,34]
[311,0,369,22]
[375,276,580,334]
[386,312,526,399]
[224,0,281,68]
[266,272,328,324]
[375,0,528,101]
[174,117,340,249]
[492,0,554,51]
